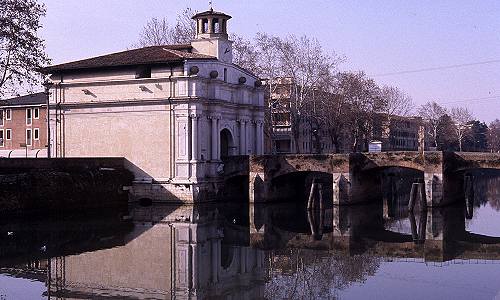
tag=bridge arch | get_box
[268,170,333,204]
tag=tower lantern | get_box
[190,8,233,63]
[192,8,232,39]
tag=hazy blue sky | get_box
[40,0,500,122]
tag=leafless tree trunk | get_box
[277,34,340,153]
[488,119,500,153]
[450,106,473,152]
[377,85,414,125]
[133,8,196,48]
[418,101,447,149]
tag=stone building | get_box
[0,92,48,157]
[40,9,265,202]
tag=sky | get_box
[39,0,500,122]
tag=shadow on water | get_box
[0,169,500,299]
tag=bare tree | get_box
[450,106,473,152]
[171,8,197,44]
[254,32,285,154]
[334,71,379,152]
[488,119,500,153]
[315,73,348,153]
[0,0,50,96]
[135,17,172,47]
[377,85,414,119]
[265,249,380,299]
[230,33,259,74]
[277,34,340,153]
[418,101,447,149]
[133,8,196,47]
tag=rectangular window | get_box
[26,108,32,125]
[0,110,3,126]
[34,108,39,119]
[26,129,32,146]
[6,109,11,120]
[135,66,151,79]
[0,129,3,147]
[34,128,39,140]
[6,129,11,140]
[223,68,227,82]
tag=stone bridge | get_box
[222,151,500,207]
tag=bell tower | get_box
[190,8,233,63]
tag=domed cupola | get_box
[192,8,232,39]
[190,8,233,63]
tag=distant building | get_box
[372,114,424,151]
[263,77,332,154]
[0,93,47,157]
[40,9,265,202]
[264,77,425,153]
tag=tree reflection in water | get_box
[265,249,380,299]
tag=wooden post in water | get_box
[409,179,427,212]
[307,179,317,210]
[318,182,324,211]
[464,174,474,219]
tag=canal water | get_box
[1,176,500,299]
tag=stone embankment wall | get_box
[0,158,133,215]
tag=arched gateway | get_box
[220,129,235,158]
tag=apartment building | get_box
[264,77,337,154]
[0,93,47,157]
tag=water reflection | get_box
[0,173,500,299]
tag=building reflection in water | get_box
[0,171,499,299]
[45,204,266,299]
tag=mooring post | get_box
[409,210,418,241]
[464,174,474,219]
[409,179,427,212]
[419,180,427,212]
[318,182,324,211]
[307,179,317,210]
[409,183,417,211]
[307,209,316,237]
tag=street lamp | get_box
[43,80,54,158]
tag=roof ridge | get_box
[161,47,184,59]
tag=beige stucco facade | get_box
[45,10,265,202]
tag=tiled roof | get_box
[0,92,46,106]
[192,9,232,19]
[40,45,216,74]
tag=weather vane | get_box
[209,1,213,10]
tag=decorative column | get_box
[211,239,219,283]
[190,114,199,162]
[191,244,198,290]
[243,119,248,155]
[239,119,246,155]
[256,120,263,155]
[210,115,219,160]
[207,18,214,34]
